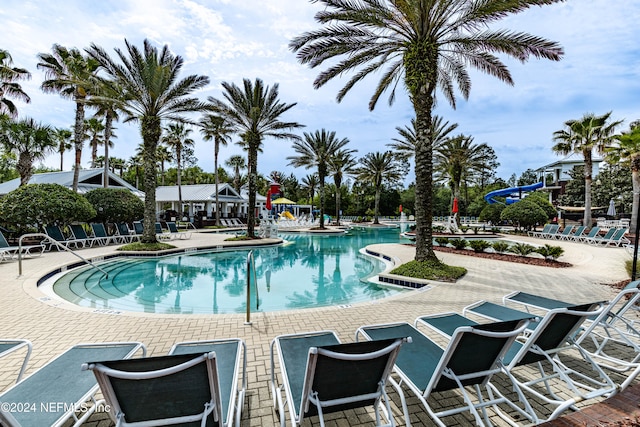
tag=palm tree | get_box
[0,49,31,117]
[87,39,209,243]
[200,114,233,226]
[225,154,246,192]
[37,44,99,191]
[0,117,56,185]
[291,0,564,262]
[83,117,105,168]
[288,130,350,229]
[89,77,123,187]
[388,116,458,160]
[110,156,126,176]
[355,151,404,224]
[156,145,172,185]
[553,112,623,227]
[607,121,640,234]
[434,134,494,213]
[328,148,357,225]
[52,127,72,170]
[301,173,319,211]
[162,122,194,215]
[208,78,302,237]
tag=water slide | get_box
[280,211,296,220]
[484,182,544,205]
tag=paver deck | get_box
[0,229,634,426]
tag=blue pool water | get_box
[52,226,413,314]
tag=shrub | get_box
[450,238,468,250]
[468,240,491,253]
[0,183,96,233]
[507,242,537,256]
[84,188,144,224]
[500,200,548,231]
[479,204,505,224]
[491,241,511,254]
[435,237,450,246]
[535,244,565,260]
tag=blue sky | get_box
[2,0,639,186]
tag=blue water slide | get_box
[484,182,544,205]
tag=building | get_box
[534,153,603,201]
[0,169,145,198]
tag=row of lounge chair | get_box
[2,282,639,426]
[528,224,630,246]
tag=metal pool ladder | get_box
[245,250,258,325]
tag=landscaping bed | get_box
[433,246,572,268]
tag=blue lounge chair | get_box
[0,231,43,260]
[561,225,586,241]
[551,225,575,240]
[0,339,32,386]
[69,224,101,248]
[575,226,601,242]
[90,223,118,246]
[114,223,137,244]
[155,222,173,240]
[132,221,144,236]
[85,338,246,427]
[166,221,191,239]
[584,227,617,245]
[455,300,618,421]
[270,330,407,427]
[356,319,535,427]
[0,341,145,427]
[528,224,552,238]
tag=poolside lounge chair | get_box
[43,225,85,250]
[155,222,173,240]
[0,339,32,385]
[602,227,630,247]
[0,230,43,260]
[90,223,119,246]
[551,225,575,240]
[0,341,145,427]
[132,221,144,236]
[561,225,586,241]
[114,223,138,244]
[69,224,102,248]
[504,288,640,391]
[355,319,535,427]
[456,300,618,421]
[166,221,191,239]
[270,330,407,427]
[528,224,552,238]
[584,227,617,245]
[85,338,246,427]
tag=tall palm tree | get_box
[37,44,99,191]
[355,151,404,224]
[87,39,209,243]
[208,78,302,237]
[291,0,564,262]
[110,156,126,176]
[388,115,458,160]
[301,173,319,211]
[0,49,31,117]
[200,114,233,226]
[162,122,194,215]
[607,121,640,234]
[288,130,350,229]
[89,77,123,187]
[553,112,623,227]
[0,117,56,185]
[83,117,105,168]
[328,148,357,225]
[225,154,246,192]
[52,127,72,170]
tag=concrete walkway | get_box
[0,230,633,426]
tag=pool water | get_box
[52,226,413,314]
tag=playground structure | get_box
[484,182,544,205]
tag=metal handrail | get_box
[18,233,109,278]
[245,250,258,325]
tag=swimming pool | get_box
[51,227,413,314]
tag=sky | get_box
[2,0,639,187]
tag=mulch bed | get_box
[433,246,572,268]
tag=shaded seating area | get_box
[0,341,145,427]
[356,319,535,426]
[270,330,407,427]
[85,338,246,427]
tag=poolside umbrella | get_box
[452,197,459,214]
[607,199,616,217]
[399,205,403,213]
[271,197,296,205]
[266,190,272,211]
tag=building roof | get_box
[156,183,245,203]
[0,169,145,197]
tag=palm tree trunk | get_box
[214,140,220,226]
[72,98,85,192]
[141,117,160,243]
[177,146,183,218]
[584,151,593,227]
[247,143,258,237]
[319,174,325,229]
[335,178,342,226]
[373,187,380,225]
[631,155,640,235]
[17,152,32,186]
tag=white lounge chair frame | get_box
[0,339,32,385]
